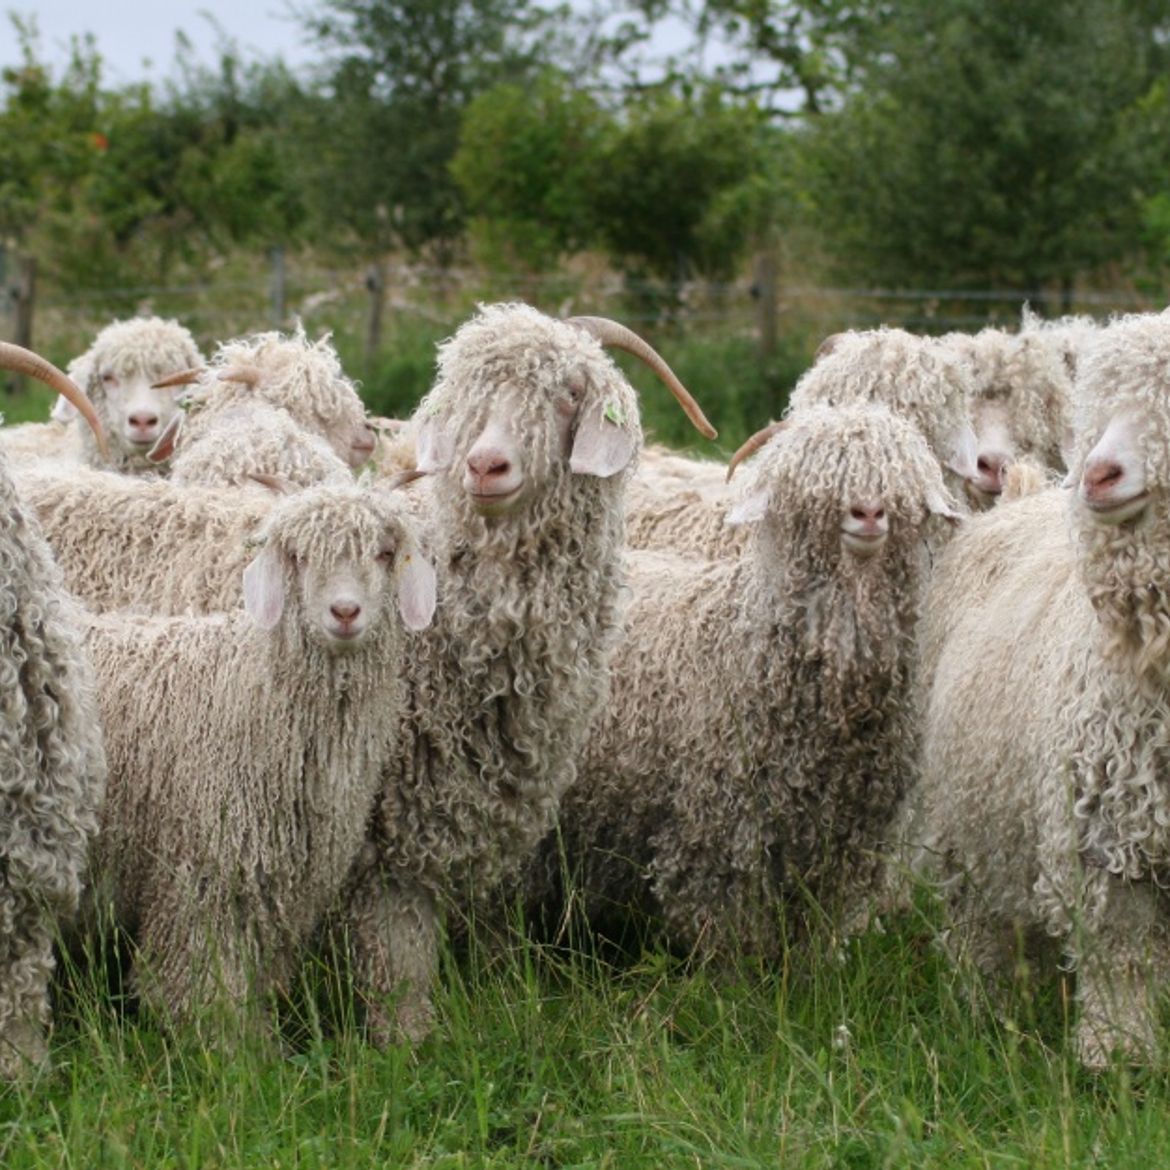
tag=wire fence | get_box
[4,248,1166,366]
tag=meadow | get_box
[0,892,1164,1169]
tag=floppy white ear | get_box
[415,416,454,473]
[570,402,637,477]
[726,491,771,526]
[147,412,185,464]
[396,549,437,631]
[243,545,286,629]
[926,487,963,525]
[944,420,978,480]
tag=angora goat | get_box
[521,401,959,961]
[939,319,1074,506]
[148,324,375,486]
[0,344,107,1078]
[919,308,1170,1069]
[338,302,717,1043]
[82,480,435,1038]
[626,326,976,561]
[0,316,202,474]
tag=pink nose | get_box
[129,412,159,430]
[1083,458,1124,497]
[976,452,1007,490]
[330,602,361,624]
[466,447,512,482]
[849,503,885,531]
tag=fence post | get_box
[752,249,778,358]
[364,258,387,379]
[5,252,36,396]
[269,244,286,327]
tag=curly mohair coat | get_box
[524,402,959,959]
[919,309,1170,1068]
[338,302,669,1042]
[14,462,276,615]
[789,327,977,481]
[0,460,106,1078]
[81,481,435,1035]
[159,325,373,484]
[168,400,353,491]
[625,328,976,561]
[940,321,1073,505]
[0,316,203,473]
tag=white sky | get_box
[2,2,324,84]
[0,1,710,86]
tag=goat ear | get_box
[926,488,963,526]
[243,545,286,629]
[415,417,453,473]
[726,491,771,526]
[147,412,184,465]
[396,549,437,631]
[943,420,978,480]
[570,401,637,477]
[55,357,91,422]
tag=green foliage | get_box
[0,22,107,244]
[294,0,557,264]
[620,326,809,452]
[0,21,307,291]
[452,71,608,271]
[590,88,778,298]
[800,0,1170,300]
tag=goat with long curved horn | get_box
[0,342,109,461]
[566,316,718,440]
[726,420,789,482]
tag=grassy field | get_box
[1,894,1166,1170]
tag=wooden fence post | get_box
[752,249,778,359]
[364,259,387,378]
[269,244,286,328]
[5,252,36,396]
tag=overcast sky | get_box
[2,2,324,83]
[0,1,712,87]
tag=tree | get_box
[800,0,1170,307]
[293,0,555,265]
[451,71,609,271]
[587,86,777,301]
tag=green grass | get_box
[3,895,1167,1170]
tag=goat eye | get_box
[376,548,396,565]
[101,372,117,385]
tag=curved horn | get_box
[385,468,427,491]
[217,364,263,387]
[726,421,789,482]
[151,366,205,390]
[814,333,845,363]
[566,316,717,440]
[0,342,108,460]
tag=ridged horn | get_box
[0,342,109,460]
[217,364,263,387]
[726,421,789,482]
[566,316,717,440]
[151,366,205,390]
